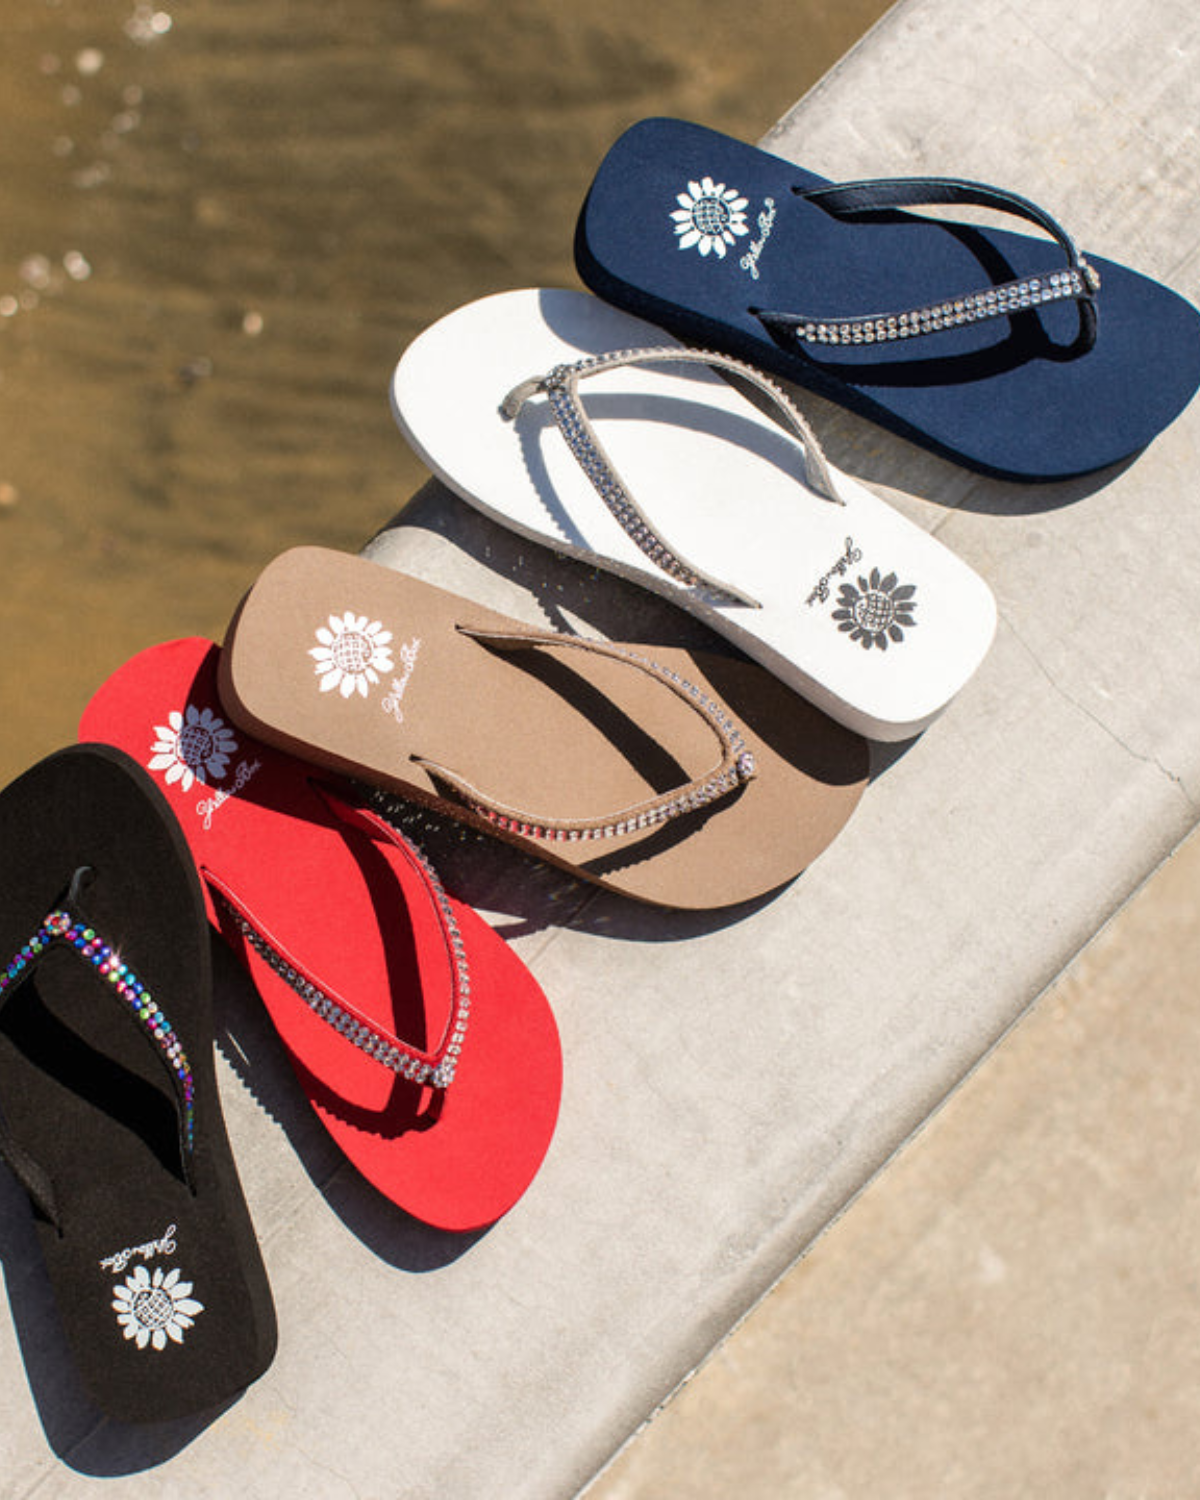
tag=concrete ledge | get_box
[3,0,1199,1495]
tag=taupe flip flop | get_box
[218,547,868,909]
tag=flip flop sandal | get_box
[389,287,996,742]
[79,639,562,1233]
[573,117,1200,481]
[214,546,868,909]
[0,744,276,1423]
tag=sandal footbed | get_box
[0,744,276,1423]
[575,117,1200,479]
[218,548,870,909]
[389,287,997,740]
[80,643,562,1232]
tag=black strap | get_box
[799,177,1085,263]
[0,1106,60,1227]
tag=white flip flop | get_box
[389,288,996,741]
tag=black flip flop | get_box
[0,744,276,1424]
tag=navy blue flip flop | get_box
[575,117,1200,482]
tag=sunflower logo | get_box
[670,177,750,259]
[112,1264,204,1351]
[832,568,919,650]
[149,704,238,791]
[310,611,394,698]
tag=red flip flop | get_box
[79,638,562,1233]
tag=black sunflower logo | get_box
[832,568,918,650]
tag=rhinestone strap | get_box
[762,175,1100,352]
[778,265,1098,348]
[407,625,757,842]
[0,905,197,1158]
[207,806,469,1090]
[501,345,843,605]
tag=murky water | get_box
[0,0,891,785]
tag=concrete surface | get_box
[2,0,1199,1495]
[585,821,1200,1499]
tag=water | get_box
[0,0,890,784]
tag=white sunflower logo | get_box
[670,177,750,259]
[112,1264,204,1351]
[310,611,394,698]
[148,704,237,792]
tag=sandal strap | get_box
[759,176,1100,351]
[407,625,758,842]
[0,1107,59,1226]
[206,791,469,1090]
[501,344,843,604]
[0,869,198,1219]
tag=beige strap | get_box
[502,345,844,608]
[410,625,757,841]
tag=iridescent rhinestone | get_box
[0,909,196,1152]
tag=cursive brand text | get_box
[806,537,863,606]
[99,1224,177,1274]
[197,757,261,829]
[739,197,777,280]
[381,638,422,724]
